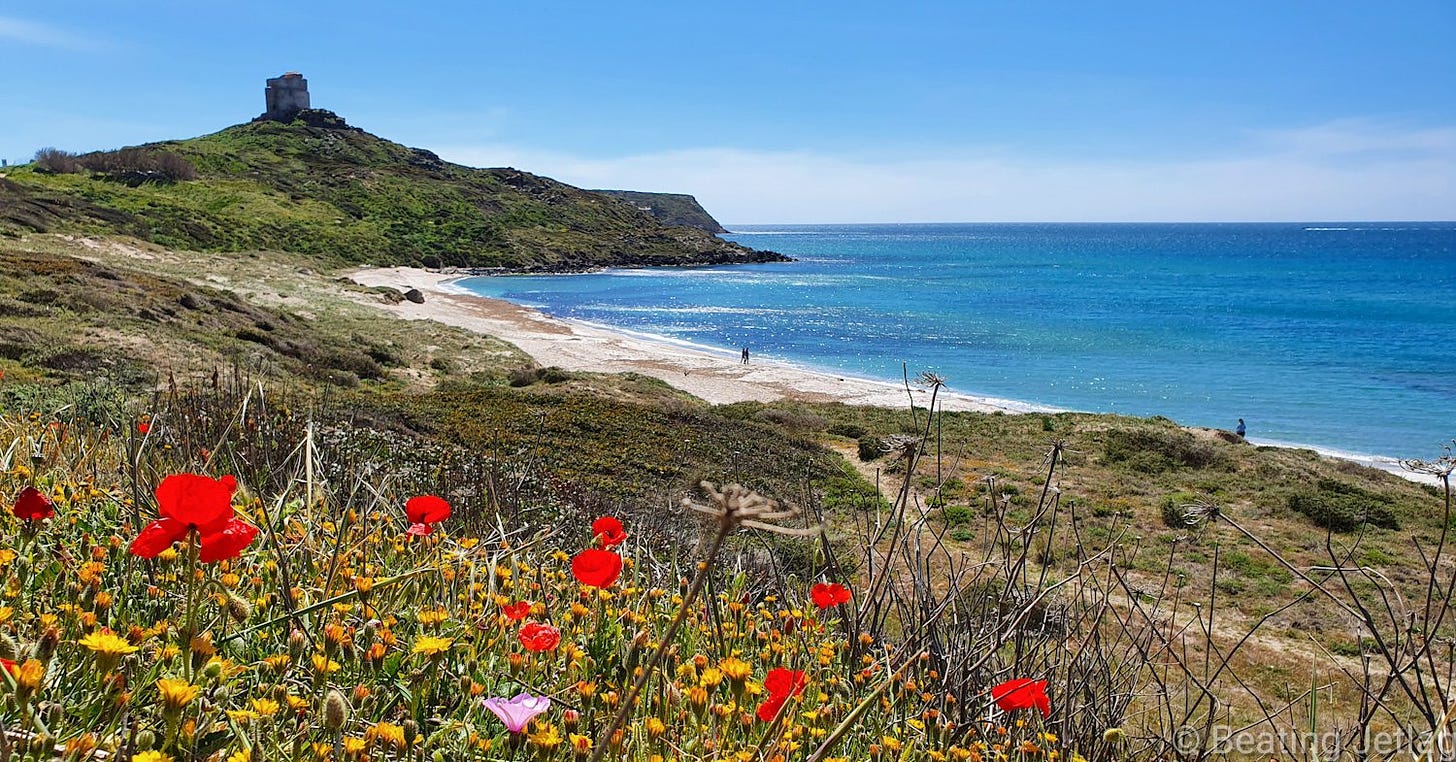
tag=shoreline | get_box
[347,267,1048,414]
[345,266,1439,486]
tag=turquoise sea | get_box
[456,223,1456,462]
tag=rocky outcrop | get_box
[590,190,729,233]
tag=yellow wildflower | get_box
[367,721,407,751]
[157,678,200,713]
[133,752,173,762]
[226,709,258,726]
[412,635,453,657]
[529,723,563,754]
[720,657,752,683]
[78,629,138,658]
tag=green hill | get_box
[0,110,782,270]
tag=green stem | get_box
[587,523,731,762]
[217,567,432,646]
[183,530,200,681]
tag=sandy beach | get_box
[346,267,1050,414]
[345,267,1439,485]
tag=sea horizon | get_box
[457,221,1456,464]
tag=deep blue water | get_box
[457,223,1456,461]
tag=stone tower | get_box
[264,72,310,120]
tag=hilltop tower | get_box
[263,72,310,120]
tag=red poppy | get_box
[502,601,532,622]
[0,657,15,675]
[810,582,852,609]
[757,667,808,722]
[137,421,150,434]
[12,487,55,522]
[405,495,451,536]
[591,516,627,547]
[518,621,561,652]
[571,548,623,588]
[991,678,1050,718]
[129,473,259,563]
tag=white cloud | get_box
[0,16,99,50]
[433,119,1456,223]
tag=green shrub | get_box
[1103,427,1226,472]
[1287,479,1399,532]
[539,366,573,384]
[941,505,974,525]
[754,408,828,431]
[857,436,884,461]
[820,470,892,514]
[1223,550,1292,582]
[826,422,867,439]
[1160,492,1201,528]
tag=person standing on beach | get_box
[741,347,750,364]
[1236,418,1246,439]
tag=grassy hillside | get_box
[4,233,1455,759]
[0,111,782,270]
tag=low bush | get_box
[78,147,197,183]
[754,407,828,431]
[857,435,884,461]
[33,147,81,174]
[1103,426,1226,472]
[1287,478,1400,532]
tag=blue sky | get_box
[3,1,1453,222]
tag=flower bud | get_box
[35,626,60,664]
[226,593,252,624]
[324,689,350,732]
[288,629,308,660]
